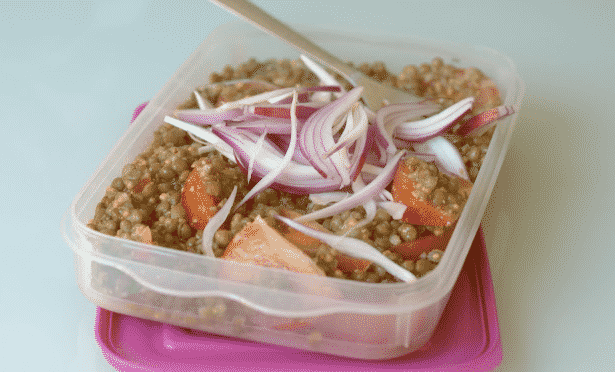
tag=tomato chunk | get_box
[222,216,325,276]
[181,162,220,230]
[390,227,453,260]
[391,156,472,227]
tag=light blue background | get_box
[1,1,614,371]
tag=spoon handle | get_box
[210,0,356,82]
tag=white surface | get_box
[1,1,613,371]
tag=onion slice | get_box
[375,100,442,155]
[234,90,299,209]
[326,103,369,158]
[413,136,470,180]
[394,97,474,142]
[163,116,235,160]
[299,87,363,184]
[227,117,297,135]
[201,186,238,257]
[247,129,268,182]
[309,192,350,205]
[340,176,378,236]
[300,54,345,97]
[214,126,343,193]
[249,102,323,120]
[376,201,407,220]
[456,104,515,137]
[187,91,215,145]
[294,150,405,222]
[268,134,312,165]
[275,215,416,282]
[276,85,343,104]
[216,87,295,111]
[194,90,209,110]
[175,107,245,125]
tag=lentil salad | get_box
[88,56,502,283]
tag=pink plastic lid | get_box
[94,103,502,371]
[94,226,501,372]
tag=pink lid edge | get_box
[93,103,502,371]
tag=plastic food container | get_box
[62,21,524,360]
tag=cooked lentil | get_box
[88,56,502,283]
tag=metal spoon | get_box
[209,0,422,111]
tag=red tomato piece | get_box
[181,167,219,230]
[391,157,472,227]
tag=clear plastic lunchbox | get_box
[62,21,524,360]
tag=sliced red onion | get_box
[379,189,393,201]
[234,90,299,209]
[326,103,369,158]
[348,129,371,181]
[397,151,438,164]
[370,138,389,167]
[382,101,441,136]
[197,144,216,155]
[340,176,377,236]
[194,90,209,110]
[247,129,268,182]
[375,100,442,155]
[360,163,384,177]
[331,111,350,136]
[361,199,377,227]
[276,91,310,104]
[342,198,377,238]
[303,85,343,93]
[189,133,211,147]
[294,150,405,222]
[333,105,356,146]
[163,116,235,161]
[372,125,392,154]
[275,215,416,282]
[299,87,364,184]
[175,107,245,125]
[456,104,515,137]
[249,102,324,120]
[276,85,343,104]
[309,192,350,205]
[229,126,287,157]
[413,136,470,180]
[329,104,371,183]
[268,134,312,165]
[376,201,407,220]
[227,117,297,135]
[217,87,295,111]
[219,124,368,195]
[395,97,474,142]
[236,160,344,194]
[201,186,238,257]
[393,137,415,150]
[364,106,377,123]
[213,125,342,193]
[300,55,345,92]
